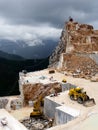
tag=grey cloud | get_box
[0,22,61,45]
[0,0,98,44]
[0,0,98,28]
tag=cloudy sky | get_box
[0,0,98,45]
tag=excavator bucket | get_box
[83,98,96,107]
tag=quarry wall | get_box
[19,71,62,105]
[49,18,98,79]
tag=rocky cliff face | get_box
[49,26,67,67]
[49,19,98,79]
[22,82,61,105]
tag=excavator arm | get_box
[30,94,44,117]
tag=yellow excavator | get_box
[30,94,44,117]
[68,87,95,107]
[30,86,55,117]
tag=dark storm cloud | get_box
[0,0,98,45]
[0,0,98,27]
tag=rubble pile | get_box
[63,54,98,79]
[20,117,53,130]
[0,98,8,108]
[0,96,22,110]
[23,83,62,105]
[10,99,22,110]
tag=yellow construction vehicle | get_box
[62,79,67,83]
[68,87,95,107]
[30,95,44,117]
[30,86,54,117]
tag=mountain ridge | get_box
[0,39,58,59]
[0,50,24,60]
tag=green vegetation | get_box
[0,57,49,96]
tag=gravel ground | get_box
[9,69,98,130]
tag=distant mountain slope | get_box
[0,39,58,59]
[0,50,24,60]
[0,57,49,96]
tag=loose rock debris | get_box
[20,117,54,130]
